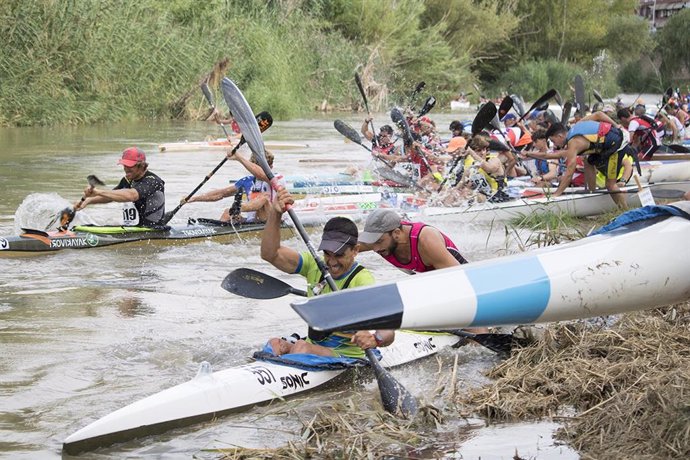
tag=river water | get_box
[0,114,578,459]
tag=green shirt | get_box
[296,251,376,358]
[297,251,375,296]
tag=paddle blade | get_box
[413,81,426,95]
[366,349,418,418]
[574,75,585,117]
[334,119,364,145]
[593,89,604,104]
[417,96,436,117]
[451,330,516,355]
[87,175,105,187]
[390,107,414,146]
[222,268,299,299]
[561,101,573,125]
[355,72,370,112]
[200,82,215,108]
[498,96,513,120]
[510,94,525,117]
[519,88,557,122]
[554,90,563,107]
[471,102,497,136]
[668,144,690,153]
[221,78,273,178]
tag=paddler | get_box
[260,187,395,357]
[185,150,275,223]
[545,112,635,209]
[75,147,166,227]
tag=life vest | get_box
[382,221,467,274]
[463,156,500,193]
[506,127,532,148]
[566,121,617,156]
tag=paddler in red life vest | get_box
[545,112,634,209]
[361,120,401,164]
[618,105,663,160]
[358,208,467,274]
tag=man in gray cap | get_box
[260,188,394,357]
[358,208,467,274]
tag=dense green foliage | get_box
[0,0,682,127]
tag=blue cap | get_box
[501,113,517,122]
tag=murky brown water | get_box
[0,114,578,459]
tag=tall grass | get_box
[0,0,360,126]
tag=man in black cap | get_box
[260,188,394,357]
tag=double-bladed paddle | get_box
[221,77,418,418]
[222,268,517,354]
[517,89,557,123]
[355,73,378,147]
[47,175,105,231]
[159,87,273,225]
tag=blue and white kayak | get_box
[291,203,690,333]
[62,330,462,454]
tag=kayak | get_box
[62,330,462,454]
[159,138,309,152]
[408,181,690,222]
[292,192,403,218]
[0,218,306,256]
[292,202,690,333]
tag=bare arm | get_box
[187,185,237,203]
[85,187,138,204]
[361,117,374,141]
[260,188,300,273]
[229,151,270,183]
[417,226,461,270]
[553,144,583,196]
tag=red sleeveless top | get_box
[382,221,466,274]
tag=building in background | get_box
[638,0,689,31]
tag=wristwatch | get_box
[370,330,384,347]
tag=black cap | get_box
[318,217,358,255]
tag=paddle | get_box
[417,96,436,117]
[333,120,420,189]
[47,175,105,231]
[668,144,690,153]
[160,110,273,225]
[517,89,557,123]
[221,77,418,418]
[561,100,573,125]
[355,72,378,147]
[498,95,513,120]
[222,268,308,298]
[201,82,234,141]
[574,75,586,117]
[593,89,604,105]
[554,90,563,108]
[448,330,517,355]
[510,94,525,118]
[471,101,498,136]
[407,81,425,109]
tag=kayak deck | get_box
[63,331,462,454]
[0,219,299,255]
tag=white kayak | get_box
[159,137,309,152]
[63,330,462,454]
[409,181,690,223]
[292,202,690,333]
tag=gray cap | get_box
[358,209,402,244]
